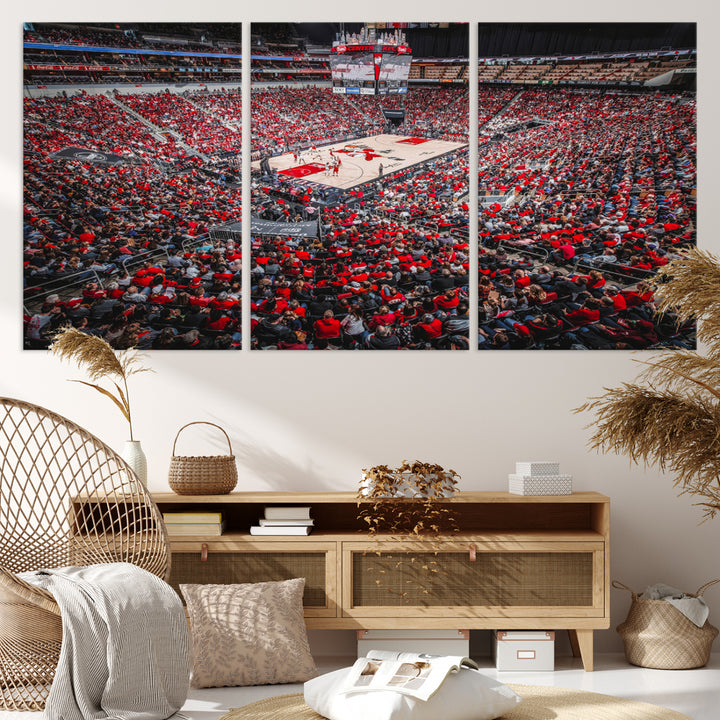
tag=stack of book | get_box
[508,461,573,496]
[163,510,225,536]
[250,506,313,535]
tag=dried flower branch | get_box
[577,248,720,521]
[652,248,720,351]
[50,327,152,441]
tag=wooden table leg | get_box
[568,629,594,671]
[568,629,581,658]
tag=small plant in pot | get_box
[396,460,459,499]
[360,461,459,499]
[358,461,460,537]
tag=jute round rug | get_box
[218,684,692,720]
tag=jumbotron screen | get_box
[329,49,375,91]
[378,52,412,90]
[330,43,412,95]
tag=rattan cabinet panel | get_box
[166,539,338,617]
[169,551,328,606]
[343,541,605,618]
[350,549,596,609]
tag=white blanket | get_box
[20,563,189,720]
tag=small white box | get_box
[508,474,573,495]
[357,629,469,658]
[493,631,555,672]
[515,462,560,476]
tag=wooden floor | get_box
[252,133,466,190]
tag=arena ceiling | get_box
[255,23,469,59]
[477,23,696,57]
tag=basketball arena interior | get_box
[23,22,696,350]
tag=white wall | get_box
[8,0,718,656]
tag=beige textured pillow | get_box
[180,578,317,688]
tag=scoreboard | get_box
[330,44,411,95]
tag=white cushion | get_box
[304,665,521,720]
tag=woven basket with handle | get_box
[614,579,720,669]
[168,421,238,495]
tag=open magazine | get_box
[337,649,479,702]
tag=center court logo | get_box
[50,146,127,164]
[73,151,108,162]
[337,145,382,160]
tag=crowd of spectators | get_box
[24,23,243,87]
[475,87,696,349]
[25,48,243,86]
[24,89,244,349]
[25,55,693,352]
[477,86,518,130]
[25,83,477,351]
[354,87,469,142]
[25,24,143,49]
[251,87,469,156]
[121,91,242,157]
[249,81,471,351]
[251,87,382,155]
[24,23,242,54]
[252,68,331,83]
[249,86,469,350]
[25,93,193,164]
[396,87,468,142]
[250,91,470,350]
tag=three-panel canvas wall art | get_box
[23,22,696,350]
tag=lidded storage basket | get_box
[614,579,719,669]
[168,421,238,495]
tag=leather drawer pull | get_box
[201,543,209,561]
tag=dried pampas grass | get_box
[578,248,720,521]
[50,327,151,441]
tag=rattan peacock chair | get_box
[0,397,171,711]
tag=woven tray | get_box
[614,579,720,669]
[168,422,238,495]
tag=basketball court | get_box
[252,133,466,190]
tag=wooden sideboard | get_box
[151,490,610,671]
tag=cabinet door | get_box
[342,539,605,619]
[169,540,338,617]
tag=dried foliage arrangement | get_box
[357,462,461,606]
[50,327,151,442]
[578,248,720,521]
[358,461,460,536]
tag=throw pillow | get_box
[180,578,317,688]
[304,665,521,720]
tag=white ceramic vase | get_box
[121,440,148,487]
